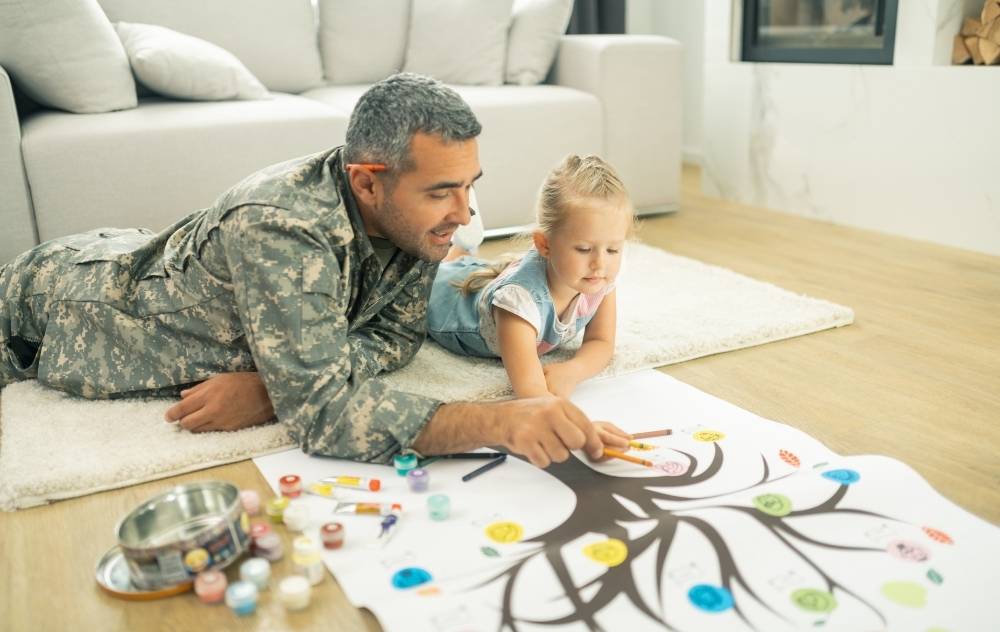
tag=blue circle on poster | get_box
[688,584,734,613]
[391,567,432,589]
[822,469,860,485]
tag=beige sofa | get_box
[0,0,682,264]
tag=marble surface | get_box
[700,0,1000,255]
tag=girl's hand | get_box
[592,421,631,456]
[542,362,583,398]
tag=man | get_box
[0,73,609,467]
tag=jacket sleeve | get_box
[348,264,435,378]
[219,206,441,463]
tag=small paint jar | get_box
[292,536,325,586]
[279,575,312,611]
[254,532,284,562]
[225,580,259,616]
[320,522,345,550]
[265,496,289,524]
[249,521,272,542]
[240,489,261,516]
[282,503,310,532]
[406,468,429,493]
[279,474,302,498]
[427,494,450,521]
[194,569,227,604]
[393,453,417,476]
[239,557,271,591]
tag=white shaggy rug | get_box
[0,243,854,510]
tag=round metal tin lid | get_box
[95,545,193,601]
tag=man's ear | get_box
[348,167,382,207]
[532,231,550,257]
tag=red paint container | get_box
[320,522,345,550]
[279,475,302,498]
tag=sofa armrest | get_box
[0,64,38,263]
[551,35,682,212]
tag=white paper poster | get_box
[254,370,999,631]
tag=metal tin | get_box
[95,545,193,601]
[115,481,250,590]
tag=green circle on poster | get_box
[881,581,927,608]
[791,588,837,613]
[753,493,792,517]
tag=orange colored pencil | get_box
[603,449,653,467]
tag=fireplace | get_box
[741,0,899,64]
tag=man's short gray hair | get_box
[344,73,482,179]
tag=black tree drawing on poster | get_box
[469,442,926,632]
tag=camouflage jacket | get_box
[30,147,442,463]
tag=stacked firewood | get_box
[953,0,1000,64]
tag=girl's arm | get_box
[494,307,550,398]
[543,290,617,398]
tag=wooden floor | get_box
[2,165,998,631]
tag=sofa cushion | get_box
[0,0,136,114]
[301,84,601,229]
[318,0,409,85]
[21,95,348,241]
[402,0,514,86]
[115,22,269,101]
[98,0,322,94]
[506,0,574,85]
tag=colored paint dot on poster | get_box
[656,460,689,476]
[926,569,944,585]
[480,546,500,558]
[791,588,838,613]
[693,430,726,442]
[416,586,441,596]
[391,567,432,590]
[753,493,793,517]
[582,539,628,567]
[886,539,930,562]
[779,449,801,467]
[688,584,734,612]
[485,521,524,544]
[821,469,860,485]
[922,527,954,544]
[881,581,927,608]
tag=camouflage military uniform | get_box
[0,147,443,463]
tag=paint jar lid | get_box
[225,580,258,607]
[249,521,272,539]
[321,522,344,536]
[255,532,282,549]
[240,490,260,511]
[407,468,427,480]
[394,453,417,467]
[293,536,319,557]
[266,497,289,512]
[427,494,449,509]
[240,558,270,580]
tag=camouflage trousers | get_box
[0,241,79,389]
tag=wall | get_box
[627,0,706,164]
[692,0,1000,255]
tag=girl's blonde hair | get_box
[457,154,632,295]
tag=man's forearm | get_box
[410,401,505,455]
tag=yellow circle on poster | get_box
[485,522,524,544]
[583,539,628,567]
[693,430,726,442]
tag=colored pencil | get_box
[603,449,654,468]
[419,452,503,467]
[628,440,656,450]
[461,454,508,482]
[345,162,387,172]
[632,429,672,439]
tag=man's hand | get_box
[541,361,583,399]
[164,372,275,433]
[495,395,605,468]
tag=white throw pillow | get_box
[0,0,136,113]
[115,22,269,101]
[319,0,410,85]
[506,0,574,85]
[403,0,514,86]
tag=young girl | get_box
[429,155,633,446]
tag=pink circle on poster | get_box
[656,461,689,476]
[886,539,930,562]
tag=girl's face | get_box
[535,200,631,296]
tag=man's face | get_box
[368,132,482,262]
